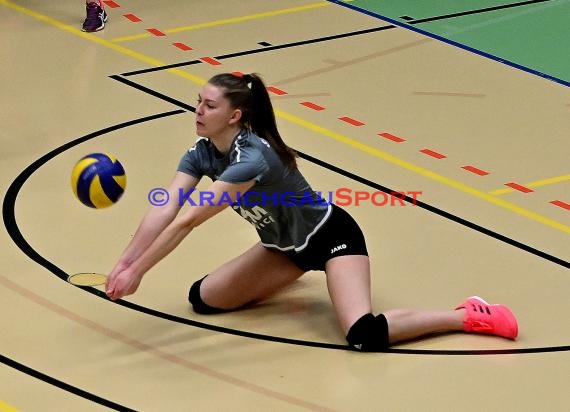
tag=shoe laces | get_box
[85,3,101,22]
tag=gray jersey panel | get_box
[177,130,331,251]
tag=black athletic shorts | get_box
[283,204,368,272]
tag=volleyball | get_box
[71,153,127,208]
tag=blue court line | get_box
[326,0,570,88]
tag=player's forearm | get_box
[128,217,195,277]
[117,206,180,265]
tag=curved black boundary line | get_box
[325,0,570,88]
[0,354,135,412]
[1,109,568,381]
[1,110,185,411]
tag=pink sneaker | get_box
[455,296,518,340]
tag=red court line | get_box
[200,57,222,65]
[378,132,406,142]
[339,116,364,126]
[147,28,166,36]
[462,165,490,176]
[550,200,570,211]
[420,149,446,159]
[232,71,244,77]
[103,0,120,8]
[300,101,325,111]
[267,86,288,95]
[505,182,534,193]
[173,42,193,51]
[123,13,141,22]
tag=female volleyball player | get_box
[105,73,518,351]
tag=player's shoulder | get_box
[236,130,271,152]
[189,137,211,152]
[232,131,266,160]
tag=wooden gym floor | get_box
[1,0,568,410]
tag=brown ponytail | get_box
[207,73,298,169]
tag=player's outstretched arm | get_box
[106,178,254,300]
[105,172,199,296]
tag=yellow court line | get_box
[0,400,19,412]
[0,0,206,86]
[1,0,161,66]
[3,0,569,235]
[490,174,570,195]
[111,1,331,43]
[0,0,206,84]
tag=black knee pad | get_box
[346,313,389,352]
[188,276,230,315]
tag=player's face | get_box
[195,83,240,138]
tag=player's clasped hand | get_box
[105,267,142,300]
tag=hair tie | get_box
[242,73,253,88]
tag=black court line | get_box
[2,87,568,357]
[0,354,135,412]
[109,75,193,109]
[120,25,394,77]
[109,76,196,111]
[326,0,570,88]
[408,0,552,24]
[298,151,570,270]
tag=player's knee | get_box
[188,275,231,315]
[345,313,389,351]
